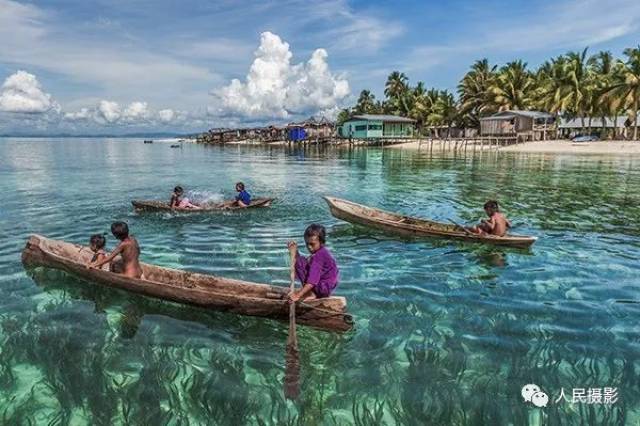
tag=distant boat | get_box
[143,140,153,144]
[170,144,180,148]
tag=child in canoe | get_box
[468,200,511,237]
[169,186,200,209]
[287,224,339,303]
[232,182,251,207]
[88,233,109,270]
[90,221,144,279]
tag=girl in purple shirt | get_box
[288,224,339,302]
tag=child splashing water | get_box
[90,222,144,279]
[287,224,339,303]
[169,186,200,209]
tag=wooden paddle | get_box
[284,248,300,400]
[447,218,474,236]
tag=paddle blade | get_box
[284,341,300,400]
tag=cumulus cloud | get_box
[0,70,57,113]
[97,100,121,123]
[122,101,150,120]
[158,108,175,122]
[216,32,349,119]
[61,100,183,127]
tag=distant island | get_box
[0,132,195,138]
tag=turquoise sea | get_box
[0,138,639,425]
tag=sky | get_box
[1,0,640,135]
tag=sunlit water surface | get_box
[0,138,639,425]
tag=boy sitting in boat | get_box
[90,222,144,279]
[468,200,511,237]
[232,182,251,207]
[169,186,200,209]
[287,224,339,303]
[88,234,109,270]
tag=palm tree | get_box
[458,59,497,128]
[384,71,410,115]
[536,55,571,114]
[336,108,351,126]
[428,90,458,138]
[603,46,640,140]
[490,60,535,111]
[354,90,377,114]
[562,48,591,129]
[588,51,617,137]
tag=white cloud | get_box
[64,107,91,120]
[158,108,175,122]
[123,101,150,120]
[97,100,121,123]
[61,100,185,127]
[0,70,56,113]
[0,0,218,109]
[216,32,349,119]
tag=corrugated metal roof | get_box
[480,110,554,120]
[350,114,416,123]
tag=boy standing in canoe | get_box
[468,200,511,237]
[287,224,339,303]
[90,221,144,279]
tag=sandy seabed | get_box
[387,139,640,155]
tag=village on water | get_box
[1,0,640,424]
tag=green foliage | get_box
[341,46,640,138]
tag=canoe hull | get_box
[22,235,351,332]
[324,196,536,248]
[132,197,274,212]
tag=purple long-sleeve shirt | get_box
[294,246,339,298]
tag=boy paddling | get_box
[468,200,511,237]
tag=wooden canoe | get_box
[324,196,537,248]
[131,197,274,212]
[21,235,352,332]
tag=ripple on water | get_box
[0,139,639,424]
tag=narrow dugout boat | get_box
[131,197,274,212]
[21,235,352,332]
[324,196,537,248]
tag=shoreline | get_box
[387,139,640,155]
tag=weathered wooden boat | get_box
[132,197,274,212]
[324,196,537,248]
[22,235,352,332]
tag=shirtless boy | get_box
[468,200,511,237]
[90,221,144,279]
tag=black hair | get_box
[304,223,326,244]
[236,182,245,191]
[484,200,499,211]
[174,186,184,194]
[111,221,129,240]
[89,233,106,249]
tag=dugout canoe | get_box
[324,196,537,248]
[131,197,274,212]
[21,235,352,332]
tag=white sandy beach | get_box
[388,139,640,155]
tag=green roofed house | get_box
[339,114,416,140]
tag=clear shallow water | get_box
[0,138,639,425]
